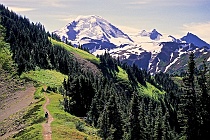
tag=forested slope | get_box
[1,4,210,140]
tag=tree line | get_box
[0,4,83,76]
[1,4,210,139]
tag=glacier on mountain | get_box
[54,15,210,74]
[54,15,133,47]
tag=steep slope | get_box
[119,42,210,74]
[0,24,41,139]
[1,5,182,140]
[54,15,133,52]
[149,42,210,74]
[180,32,210,48]
[50,38,101,75]
[54,15,210,74]
[0,5,102,139]
[4,5,206,139]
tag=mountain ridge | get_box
[1,5,210,140]
[54,15,133,47]
[55,15,210,47]
[54,15,210,74]
[181,32,210,48]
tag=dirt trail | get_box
[42,93,53,140]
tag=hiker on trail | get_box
[45,112,48,122]
[45,112,48,118]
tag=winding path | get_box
[42,93,53,140]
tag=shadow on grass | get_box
[13,98,45,139]
[13,127,34,138]
[23,103,45,125]
[12,125,42,139]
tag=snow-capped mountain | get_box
[180,32,210,48]
[54,15,133,52]
[129,29,171,43]
[120,42,210,74]
[54,15,210,74]
[139,29,162,40]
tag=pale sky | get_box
[1,0,210,43]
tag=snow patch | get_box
[164,55,179,73]
[155,58,160,73]
[54,15,133,47]
[92,49,106,56]
[207,57,210,62]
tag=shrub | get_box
[75,121,85,132]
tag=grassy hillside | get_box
[138,82,165,99]
[50,38,100,65]
[11,97,45,140]
[117,66,129,81]
[116,67,164,98]
[0,24,26,101]
[48,93,101,140]
[49,38,165,99]
[171,76,183,87]
[12,69,101,140]
[20,69,67,88]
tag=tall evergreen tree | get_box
[197,60,210,139]
[107,94,124,139]
[97,106,110,140]
[97,93,124,140]
[128,93,145,140]
[181,52,199,139]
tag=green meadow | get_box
[50,38,100,64]
[117,66,129,81]
[116,66,164,98]
[47,93,101,140]
[13,69,101,140]
[11,96,45,140]
[138,82,165,99]
[20,69,67,88]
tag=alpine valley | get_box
[54,15,210,74]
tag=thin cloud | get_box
[37,0,81,8]
[126,0,208,7]
[55,15,78,22]
[128,1,149,5]
[182,22,210,43]
[118,26,139,35]
[125,0,150,8]
[40,0,66,8]
[8,6,35,12]
[2,0,67,8]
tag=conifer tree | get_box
[181,52,199,139]
[97,106,110,139]
[97,93,124,140]
[107,94,124,139]
[128,93,144,140]
[197,60,210,139]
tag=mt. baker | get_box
[54,15,133,52]
[54,15,210,74]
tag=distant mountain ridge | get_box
[139,29,162,41]
[180,32,210,48]
[54,15,210,74]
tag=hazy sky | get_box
[1,0,210,43]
